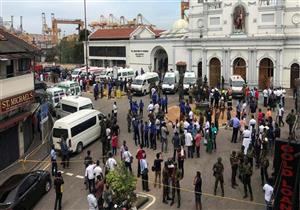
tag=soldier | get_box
[162,161,170,204]
[100,118,107,164]
[170,163,182,208]
[212,157,224,196]
[246,144,255,168]
[237,145,245,183]
[230,151,239,188]
[126,109,132,133]
[260,154,269,186]
[242,157,253,201]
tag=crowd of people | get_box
[49,74,296,210]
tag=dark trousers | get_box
[278,116,284,127]
[150,133,156,149]
[144,132,149,148]
[212,137,217,150]
[260,167,269,185]
[134,130,140,146]
[125,161,132,172]
[196,146,200,158]
[187,146,193,158]
[231,166,238,186]
[171,182,181,207]
[163,182,169,202]
[178,159,184,178]
[54,193,62,210]
[88,178,95,193]
[232,128,239,143]
[61,154,69,168]
[51,161,57,176]
[142,172,149,191]
[214,176,224,195]
[243,175,253,198]
[264,97,268,107]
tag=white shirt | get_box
[189,111,194,120]
[183,121,190,129]
[123,150,132,163]
[185,132,193,146]
[242,129,251,154]
[263,89,268,97]
[112,104,118,113]
[106,158,117,171]
[106,128,111,138]
[249,118,256,127]
[154,103,160,114]
[205,121,210,130]
[147,103,154,112]
[278,107,284,117]
[263,184,274,202]
[93,165,102,177]
[85,164,96,180]
[87,194,98,210]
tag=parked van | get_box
[46,87,65,108]
[52,109,105,153]
[57,81,81,96]
[96,68,113,81]
[130,72,159,95]
[229,75,245,97]
[115,68,135,81]
[55,96,93,118]
[71,68,82,80]
[183,71,196,92]
[162,71,180,93]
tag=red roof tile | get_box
[89,28,137,40]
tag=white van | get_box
[71,68,82,80]
[229,75,245,97]
[46,87,65,108]
[183,71,196,92]
[52,109,105,153]
[57,81,81,96]
[55,96,93,118]
[115,68,135,81]
[130,72,159,95]
[96,68,113,81]
[162,71,180,93]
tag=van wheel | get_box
[76,142,83,153]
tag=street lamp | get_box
[84,0,88,73]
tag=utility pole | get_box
[84,0,88,73]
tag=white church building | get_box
[87,0,300,89]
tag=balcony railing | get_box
[0,71,34,100]
[259,0,278,6]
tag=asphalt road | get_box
[32,91,292,210]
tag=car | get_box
[0,170,52,210]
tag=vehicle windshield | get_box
[100,71,107,76]
[163,77,175,84]
[53,128,68,139]
[132,79,143,85]
[72,70,80,75]
[184,77,196,84]
[232,81,244,87]
[79,104,93,110]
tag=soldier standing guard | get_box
[212,157,224,197]
[230,151,239,189]
[242,157,253,201]
[170,163,182,208]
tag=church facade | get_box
[87,0,300,89]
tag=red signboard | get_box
[0,91,35,113]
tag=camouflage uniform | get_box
[230,152,239,188]
[213,158,224,196]
[242,160,253,201]
[170,166,182,208]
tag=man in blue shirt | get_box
[144,121,149,148]
[133,118,140,146]
[150,122,156,150]
[139,99,144,116]
[231,115,240,143]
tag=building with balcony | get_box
[0,28,39,170]
[86,0,300,89]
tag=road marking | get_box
[66,172,74,176]
[139,192,156,210]
[75,175,84,179]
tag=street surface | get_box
[32,91,292,210]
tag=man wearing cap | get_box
[212,157,224,196]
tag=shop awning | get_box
[0,111,31,131]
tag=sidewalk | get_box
[0,125,52,185]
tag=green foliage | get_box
[106,162,137,208]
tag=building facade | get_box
[0,28,39,170]
[87,0,300,89]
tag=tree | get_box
[106,162,137,208]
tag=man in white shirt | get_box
[263,88,268,107]
[189,110,194,121]
[105,152,117,172]
[112,101,118,119]
[277,105,285,127]
[242,126,251,154]
[185,130,193,158]
[263,180,274,210]
[93,160,103,178]
[123,147,133,172]
[183,120,190,130]
[87,192,98,210]
[85,161,96,193]
[147,101,154,113]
